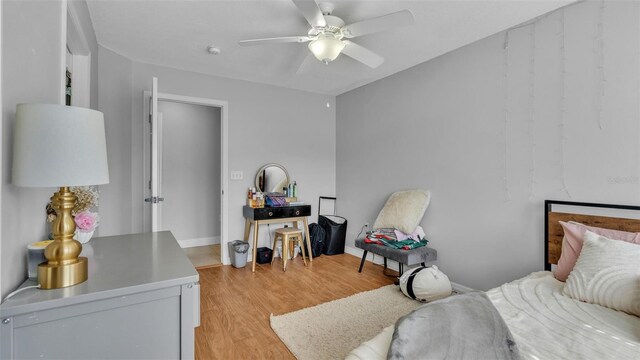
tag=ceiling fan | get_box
[238,0,414,70]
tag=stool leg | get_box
[303,218,313,262]
[299,237,308,266]
[271,234,279,265]
[383,257,387,270]
[358,250,368,272]
[282,234,289,271]
[421,262,426,267]
[399,263,403,275]
[289,238,295,259]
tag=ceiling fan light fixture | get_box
[308,33,345,64]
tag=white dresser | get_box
[0,231,200,359]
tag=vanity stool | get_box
[272,227,308,271]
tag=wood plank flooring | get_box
[196,253,397,359]
[184,244,222,269]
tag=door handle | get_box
[144,196,165,204]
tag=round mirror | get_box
[255,163,290,193]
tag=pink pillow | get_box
[555,221,640,281]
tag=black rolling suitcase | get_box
[318,196,348,255]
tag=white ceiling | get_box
[86,0,576,95]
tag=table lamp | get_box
[12,104,109,289]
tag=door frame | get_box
[0,0,3,295]
[66,1,91,108]
[143,91,230,265]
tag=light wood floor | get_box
[184,244,222,269]
[195,253,397,359]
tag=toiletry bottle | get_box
[288,183,292,198]
[293,181,297,198]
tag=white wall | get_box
[157,101,221,242]
[1,0,68,297]
[97,46,336,260]
[97,46,133,237]
[336,1,640,290]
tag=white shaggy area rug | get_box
[270,285,422,360]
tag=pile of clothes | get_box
[364,226,428,250]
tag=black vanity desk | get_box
[243,205,312,272]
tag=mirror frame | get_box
[255,163,290,193]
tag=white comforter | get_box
[346,271,640,360]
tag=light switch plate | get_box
[230,171,243,180]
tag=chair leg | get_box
[383,257,387,269]
[399,263,403,275]
[358,250,368,272]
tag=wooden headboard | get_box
[545,200,640,270]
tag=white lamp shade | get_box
[12,103,110,187]
[308,34,345,63]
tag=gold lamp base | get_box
[38,257,88,289]
[38,186,89,289]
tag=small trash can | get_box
[228,240,250,268]
[255,247,272,264]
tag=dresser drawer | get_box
[243,205,311,220]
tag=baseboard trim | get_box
[344,245,475,294]
[345,245,401,272]
[451,282,475,294]
[179,235,220,248]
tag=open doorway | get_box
[159,101,221,267]
[143,87,229,268]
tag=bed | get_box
[346,200,640,360]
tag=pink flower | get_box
[74,211,99,231]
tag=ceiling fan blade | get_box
[342,9,414,38]
[341,41,384,68]
[296,52,316,75]
[292,0,326,28]
[238,36,311,46]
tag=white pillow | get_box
[373,189,431,234]
[563,231,640,316]
[344,325,393,360]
